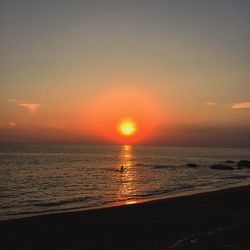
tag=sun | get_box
[119,120,137,136]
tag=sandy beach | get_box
[1,185,250,250]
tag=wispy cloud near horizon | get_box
[19,103,41,114]
[9,99,42,114]
[204,102,216,106]
[9,122,17,127]
[0,122,17,128]
[232,102,250,109]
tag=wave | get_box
[33,196,94,207]
[136,163,181,169]
[220,175,250,180]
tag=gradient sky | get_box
[1,0,250,147]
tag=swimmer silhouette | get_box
[120,165,125,173]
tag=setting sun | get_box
[119,121,137,136]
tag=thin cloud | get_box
[19,103,41,114]
[204,102,216,106]
[232,102,250,109]
[9,99,23,103]
[9,99,42,114]
[0,122,17,128]
[9,122,16,127]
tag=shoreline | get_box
[1,179,250,222]
[1,184,250,249]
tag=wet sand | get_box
[1,185,250,250]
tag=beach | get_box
[1,185,250,250]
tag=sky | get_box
[0,0,249,147]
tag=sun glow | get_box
[119,121,137,136]
[84,88,163,144]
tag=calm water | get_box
[0,144,250,220]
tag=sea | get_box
[1,144,250,220]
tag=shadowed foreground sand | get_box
[1,185,250,250]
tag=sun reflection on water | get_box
[116,145,138,204]
[125,200,137,205]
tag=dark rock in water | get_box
[224,160,234,164]
[237,160,250,168]
[187,163,197,168]
[210,164,234,170]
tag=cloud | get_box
[0,122,17,128]
[232,102,250,109]
[9,99,42,114]
[9,99,23,103]
[19,103,41,114]
[204,102,216,106]
[9,122,16,127]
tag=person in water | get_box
[120,165,125,173]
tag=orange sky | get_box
[0,1,249,147]
[81,88,163,144]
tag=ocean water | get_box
[0,144,250,220]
